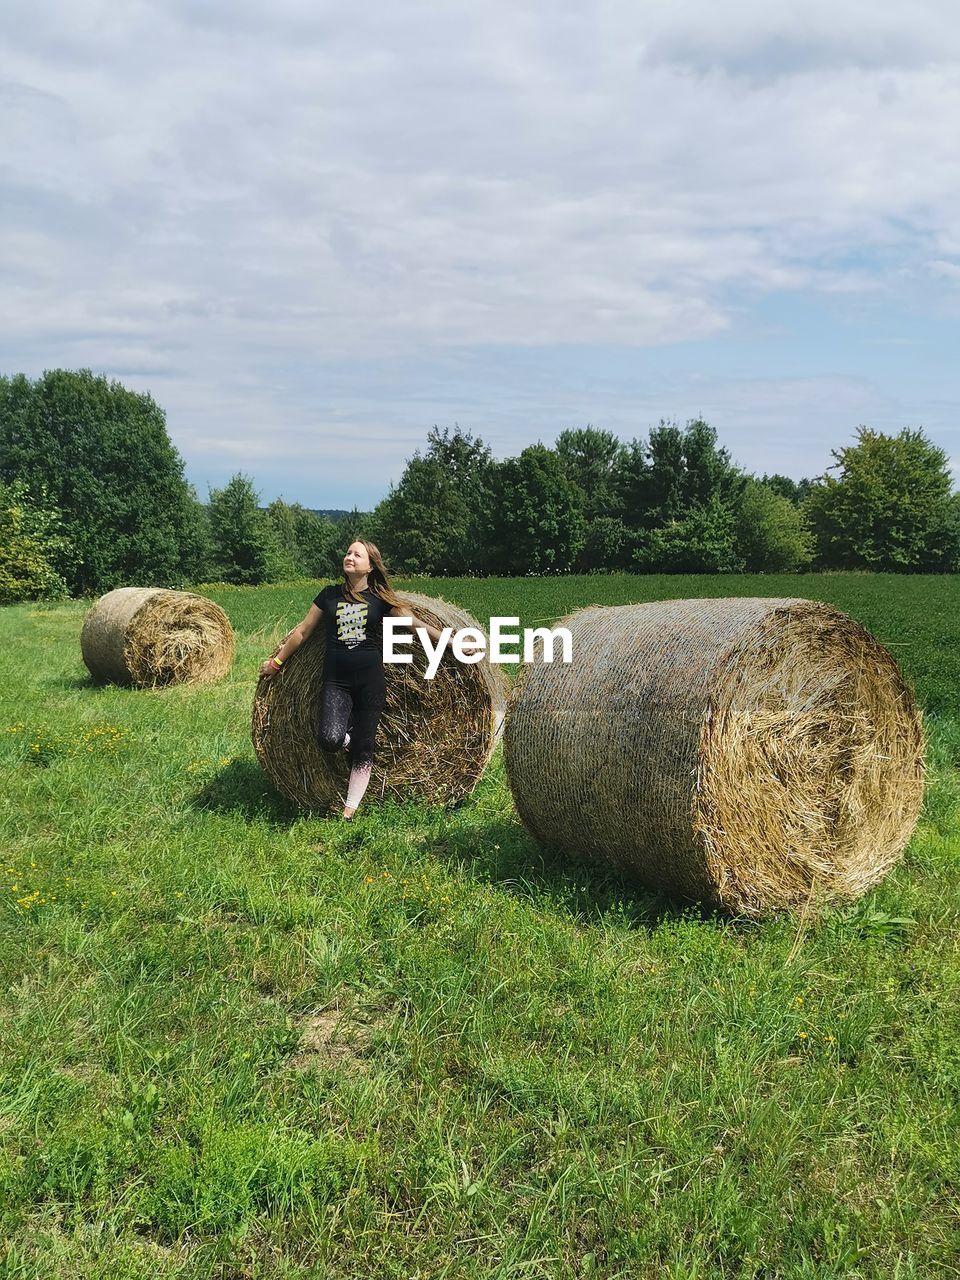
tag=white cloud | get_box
[2,0,959,499]
[634,0,960,75]
[928,259,960,281]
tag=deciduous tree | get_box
[0,369,206,593]
[632,492,742,573]
[804,427,960,571]
[373,425,494,574]
[736,478,813,572]
[207,474,285,585]
[620,418,743,530]
[487,445,585,574]
[0,480,72,603]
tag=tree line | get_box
[2,368,958,603]
[373,420,960,576]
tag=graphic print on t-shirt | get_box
[335,600,368,648]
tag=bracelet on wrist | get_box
[271,656,284,668]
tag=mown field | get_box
[1,574,958,1279]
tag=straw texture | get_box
[81,587,235,688]
[252,591,509,811]
[503,597,924,917]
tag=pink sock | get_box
[345,762,372,810]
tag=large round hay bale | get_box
[504,597,925,917]
[81,587,235,688]
[252,591,509,811]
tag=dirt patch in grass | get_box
[286,995,394,1074]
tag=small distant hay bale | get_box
[503,597,925,917]
[81,587,235,688]
[252,592,508,812]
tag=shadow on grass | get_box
[45,674,102,691]
[424,811,736,933]
[188,761,753,934]
[190,758,303,826]
[45,673,186,694]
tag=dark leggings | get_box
[318,661,387,769]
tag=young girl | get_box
[259,539,449,819]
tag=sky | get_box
[3,0,960,510]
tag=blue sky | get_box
[3,0,959,509]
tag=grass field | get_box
[1,574,958,1278]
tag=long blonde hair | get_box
[340,539,405,609]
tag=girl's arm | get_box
[389,606,483,655]
[259,603,323,679]
[390,605,442,646]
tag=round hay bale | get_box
[81,587,235,688]
[252,591,509,811]
[503,597,925,917]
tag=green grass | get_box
[1,575,958,1278]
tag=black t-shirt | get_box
[312,583,393,670]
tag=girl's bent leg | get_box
[318,681,352,753]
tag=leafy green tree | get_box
[265,499,341,579]
[555,427,629,570]
[615,418,745,572]
[181,486,213,583]
[373,425,494,574]
[555,427,626,520]
[620,427,684,528]
[580,516,631,572]
[735,478,813,572]
[373,456,456,574]
[617,438,654,530]
[0,369,206,593]
[292,506,341,578]
[632,492,743,573]
[681,418,742,509]
[0,480,72,603]
[487,445,585,574]
[207,474,285,585]
[620,418,743,530]
[760,473,813,505]
[334,508,372,538]
[265,499,302,581]
[804,427,960,571]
